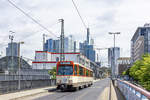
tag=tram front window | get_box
[58,66,73,75]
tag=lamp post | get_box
[18,41,24,90]
[109,32,120,79]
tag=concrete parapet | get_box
[0,79,56,94]
[110,81,118,100]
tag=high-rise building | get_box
[44,39,55,52]
[108,47,120,77]
[87,28,90,44]
[90,38,94,45]
[74,41,76,52]
[79,28,96,62]
[6,42,19,57]
[44,35,76,53]
[64,35,75,52]
[79,42,95,62]
[131,24,150,63]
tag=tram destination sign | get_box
[60,62,71,64]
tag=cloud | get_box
[0,0,150,64]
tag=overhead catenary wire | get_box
[71,0,87,29]
[7,0,57,37]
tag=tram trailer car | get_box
[56,61,93,91]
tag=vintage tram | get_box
[56,61,93,91]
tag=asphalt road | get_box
[33,78,110,100]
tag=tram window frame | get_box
[74,64,77,75]
[83,68,85,76]
[79,66,83,76]
[90,71,92,77]
[86,69,89,76]
[91,72,93,77]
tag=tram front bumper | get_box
[57,84,73,90]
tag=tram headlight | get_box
[58,80,61,84]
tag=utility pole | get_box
[9,31,14,72]
[109,32,120,79]
[59,19,65,61]
[18,42,24,90]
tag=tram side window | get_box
[89,71,90,77]
[86,69,89,76]
[74,65,77,75]
[91,72,93,77]
[89,71,91,77]
[79,66,83,76]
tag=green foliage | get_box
[122,68,130,76]
[48,67,56,79]
[129,54,150,91]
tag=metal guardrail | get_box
[117,79,150,100]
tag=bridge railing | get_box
[116,79,150,100]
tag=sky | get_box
[0,0,150,65]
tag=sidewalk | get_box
[0,79,101,100]
[110,80,125,100]
[0,86,56,100]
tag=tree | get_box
[129,54,150,91]
[48,67,56,79]
[122,68,130,76]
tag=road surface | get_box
[32,78,110,100]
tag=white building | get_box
[32,51,90,70]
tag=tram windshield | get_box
[57,66,73,75]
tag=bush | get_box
[48,67,56,79]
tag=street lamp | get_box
[108,32,120,79]
[18,41,24,90]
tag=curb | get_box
[11,87,57,100]
[0,86,56,100]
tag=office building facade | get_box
[6,42,19,57]
[108,47,120,77]
[44,35,76,53]
[131,24,150,63]
[79,28,96,62]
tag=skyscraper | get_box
[6,42,19,57]
[108,47,120,77]
[44,35,76,53]
[79,28,96,62]
[44,39,56,52]
[87,28,90,44]
[131,24,150,63]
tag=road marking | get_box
[89,87,102,89]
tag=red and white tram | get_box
[56,61,93,91]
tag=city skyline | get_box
[0,0,150,62]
